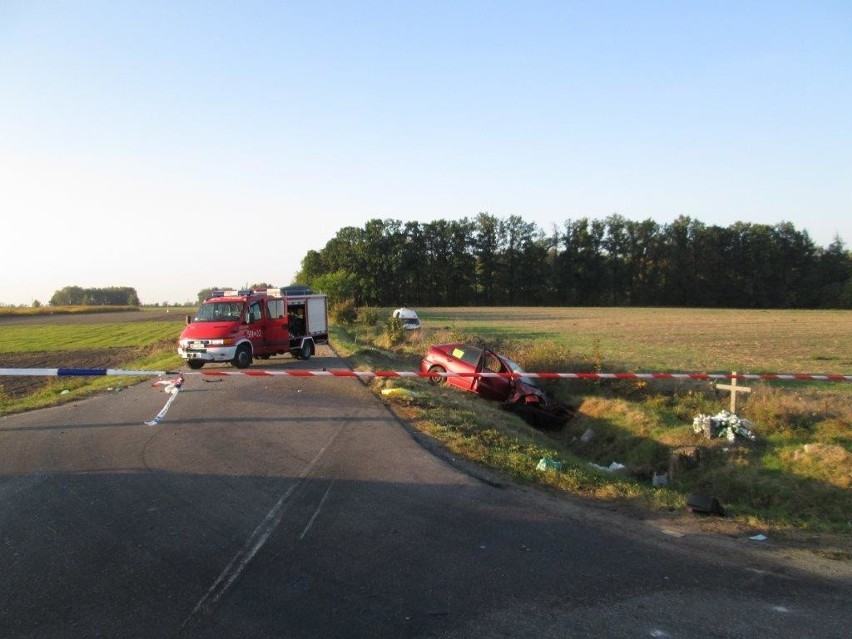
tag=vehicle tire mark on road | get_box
[298,479,336,541]
[181,418,347,628]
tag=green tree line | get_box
[49,286,140,306]
[295,213,852,309]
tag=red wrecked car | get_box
[420,343,575,430]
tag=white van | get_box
[392,306,422,330]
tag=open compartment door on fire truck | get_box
[306,296,328,339]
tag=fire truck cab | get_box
[177,287,329,370]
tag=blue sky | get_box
[1,1,850,305]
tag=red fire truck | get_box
[177,286,329,369]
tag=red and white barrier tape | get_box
[0,368,850,382]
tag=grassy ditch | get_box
[333,309,851,540]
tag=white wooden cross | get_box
[715,371,752,414]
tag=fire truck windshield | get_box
[195,302,243,322]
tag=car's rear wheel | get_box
[301,341,313,360]
[427,365,447,385]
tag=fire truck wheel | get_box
[301,342,313,360]
[187,360,205,370]
[232,344,253,369]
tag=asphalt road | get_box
[1,347,849,638]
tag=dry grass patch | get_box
[782,444,851,489]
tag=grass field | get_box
[0,321,184,352]
[415,307,852,375]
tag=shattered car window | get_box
[502,356,540,388]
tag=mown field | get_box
[1,306,850,548]
[412,307,851,375]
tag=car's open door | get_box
[472,349,514,401]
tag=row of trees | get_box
[295,213,852,309]
[49,286,140,307]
